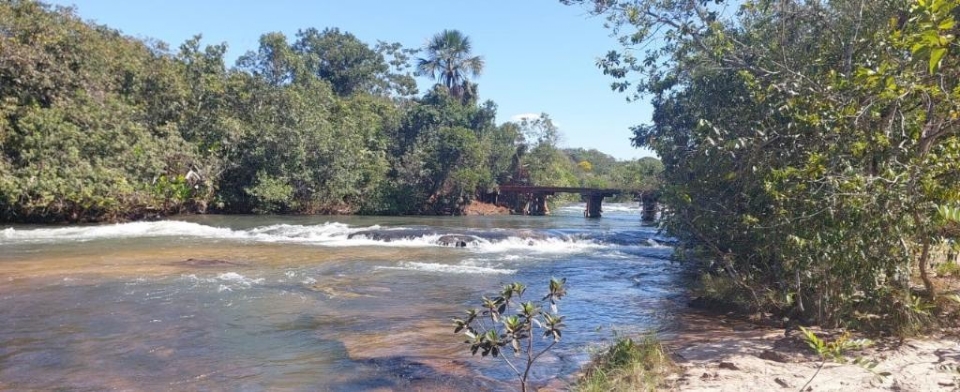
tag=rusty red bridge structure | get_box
[496,185,659,219]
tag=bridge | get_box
[496,185,659,219]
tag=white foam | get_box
[181,272,264,292]
[217,272,264,285]
[0,220,640,255]
[336,233,450,248]
[594,250,637,260]
[0,221,366,245]
[244,223,373,243]
[642,239,674,249]
[557,203,642,214]
[378,262,516,275]
[0,221,239,244]
[470,236,604,254]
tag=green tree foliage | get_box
[567,0,960,331]
[415,29,485,101]
[0,1,206,221]
[0,2,485,221]
[519,114,579,187]
[293,27,417,97]
[562,148,663,191]
[0,2,651,222]
[372,86,504,214]
[509,115,665,205]
[609,156,663,192]
[482,121,525,188]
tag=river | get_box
[0,203,683,391]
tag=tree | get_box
[480,119,525,189]
[519,114,577,187]
[293,27,416,97]
[415,29,485,100]
[609,157,663,192]
[0,0,208,221]
[236,32,303,87]
[0,1,643,223]
[566,0,960,331]
[376,86,499,215]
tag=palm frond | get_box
[417,29,484,97]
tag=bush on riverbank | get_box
[565,0,960,334]
[575,335,674,392]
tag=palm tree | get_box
[416,30,484,99]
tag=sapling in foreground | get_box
[452,278,567,392]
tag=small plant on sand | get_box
[799,327,875,389]
[947,294,960,304]
[799,327,873,363]
[452,278,567,392]
[935,261,960,277]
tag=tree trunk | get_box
[918,237,937,299]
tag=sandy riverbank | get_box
[462,201,511,215]
[660,312,960,391]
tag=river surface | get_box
[0,203,683,391]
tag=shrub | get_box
[452,278,567,392]
[576,335,674,392]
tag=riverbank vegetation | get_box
[0,0,659,223]
[575,335,674,392]
[565,0,960,334]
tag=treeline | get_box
[569,0,960,332]
[0,1,657,222]
[515,113,663,195]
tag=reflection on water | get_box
[0,204,683,390]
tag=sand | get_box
[663,313,960,391]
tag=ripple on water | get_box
[0,212,683,390]
[376,261,517,275]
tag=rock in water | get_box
[436,235,476,247]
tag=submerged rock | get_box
[436,235,477,247]
[166,258,245,268]
[348,230,406,242]
[345,227,555,248]
[308,284,370,299]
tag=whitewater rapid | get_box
[0,220,667,253]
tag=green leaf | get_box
[929,47,947,74]
[937,205,960,222]
[939,18,956,30]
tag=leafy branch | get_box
[452,278,567,392]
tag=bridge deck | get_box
[496,184,657,219]
[497,185,623,196]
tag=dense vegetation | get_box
[0,1,658,223]
[567,0,960,332]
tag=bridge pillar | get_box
[639,192,660,222]
[641,199,657,222]
[585,194,604,218]
[529,193,550,216]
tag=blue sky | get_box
[48,0,655,160]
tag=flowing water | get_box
[0,203,684,391]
